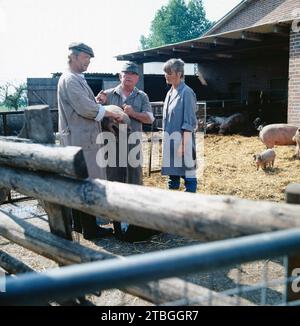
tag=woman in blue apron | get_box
[162,59,198,193]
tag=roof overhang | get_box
[116,20,292,64]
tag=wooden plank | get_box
[129,278,253,306]
[0,136,33,143]
[285,183,300,303]
[17,105,73,240]
[0,210,106,265]
[40,201,73,240]
[0,166,300,241]
[0,250,93,306]
[0,210,252,305]
[18,105,55,144]
[0,187,9,204]
[0,140,88,179]
[0,250,34,274]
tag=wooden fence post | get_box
[285,183,300,303]
[19,105,73,240]
[0,188,9,204]
[0,112,11,204]
[18,105,55,144]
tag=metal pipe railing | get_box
[2,228,300,305]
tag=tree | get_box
[0,82,28,111]
[140,0,213,49]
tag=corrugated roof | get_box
[116,20,291,63]
[116,0,296,63]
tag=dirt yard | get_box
[144,134,300,202]
[1,134,299,306]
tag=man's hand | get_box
[122,104,135,118]
[96,90,107,104]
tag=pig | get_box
[259,124,298,148]
[253,149,276,171]
[101,105,131,136]
[292,128,300,159]
[219,113,248,135]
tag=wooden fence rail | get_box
[1,105,300,305]
[0,164,300,242]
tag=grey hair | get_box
[68,49,81,64]
[163,58,185,78]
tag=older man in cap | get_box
[96,62,156,242]
[58,42,123,240]
[96,62,154,185]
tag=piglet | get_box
[253,149,276,171]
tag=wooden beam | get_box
[273,25,290,36]
[190,43,211,50]
[0,250,34,274]
[0,136,33,144]
[215,53,234,59]
[0,188,9,204]
[172,47,191,53]
[130,278,253,306]
[0,210,106,265]
[18,105,73,240]
[157,50,171,56]
[1,166,300,242]
[241,31,263,42]
[214,37,235,47]
[41,201,73,240]
[18,105,55,144]
[0,141,88,179]
[0,140,88,179]
[0,210,252,306]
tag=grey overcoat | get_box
[161,81,197,177]
[58,71,106,179]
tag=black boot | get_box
[80,212,113,240]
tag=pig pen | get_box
[1,134,300,305]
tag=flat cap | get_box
[68,42,94,57]
[121,62,139,75]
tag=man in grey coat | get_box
[58,42,123,239]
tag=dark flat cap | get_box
[68,42,94,57]
[121,62,139,75]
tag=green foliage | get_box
[0,83,28,111]
[140,0,213,49]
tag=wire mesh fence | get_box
[158,258,290,306]
[1,196,300,307]
[1,103,300,306]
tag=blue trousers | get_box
[168,175,197,193]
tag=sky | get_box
[0,0,241,82]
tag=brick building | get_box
[117,0,300,125]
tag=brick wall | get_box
[209,0,288,35]
[288,31,300,125]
